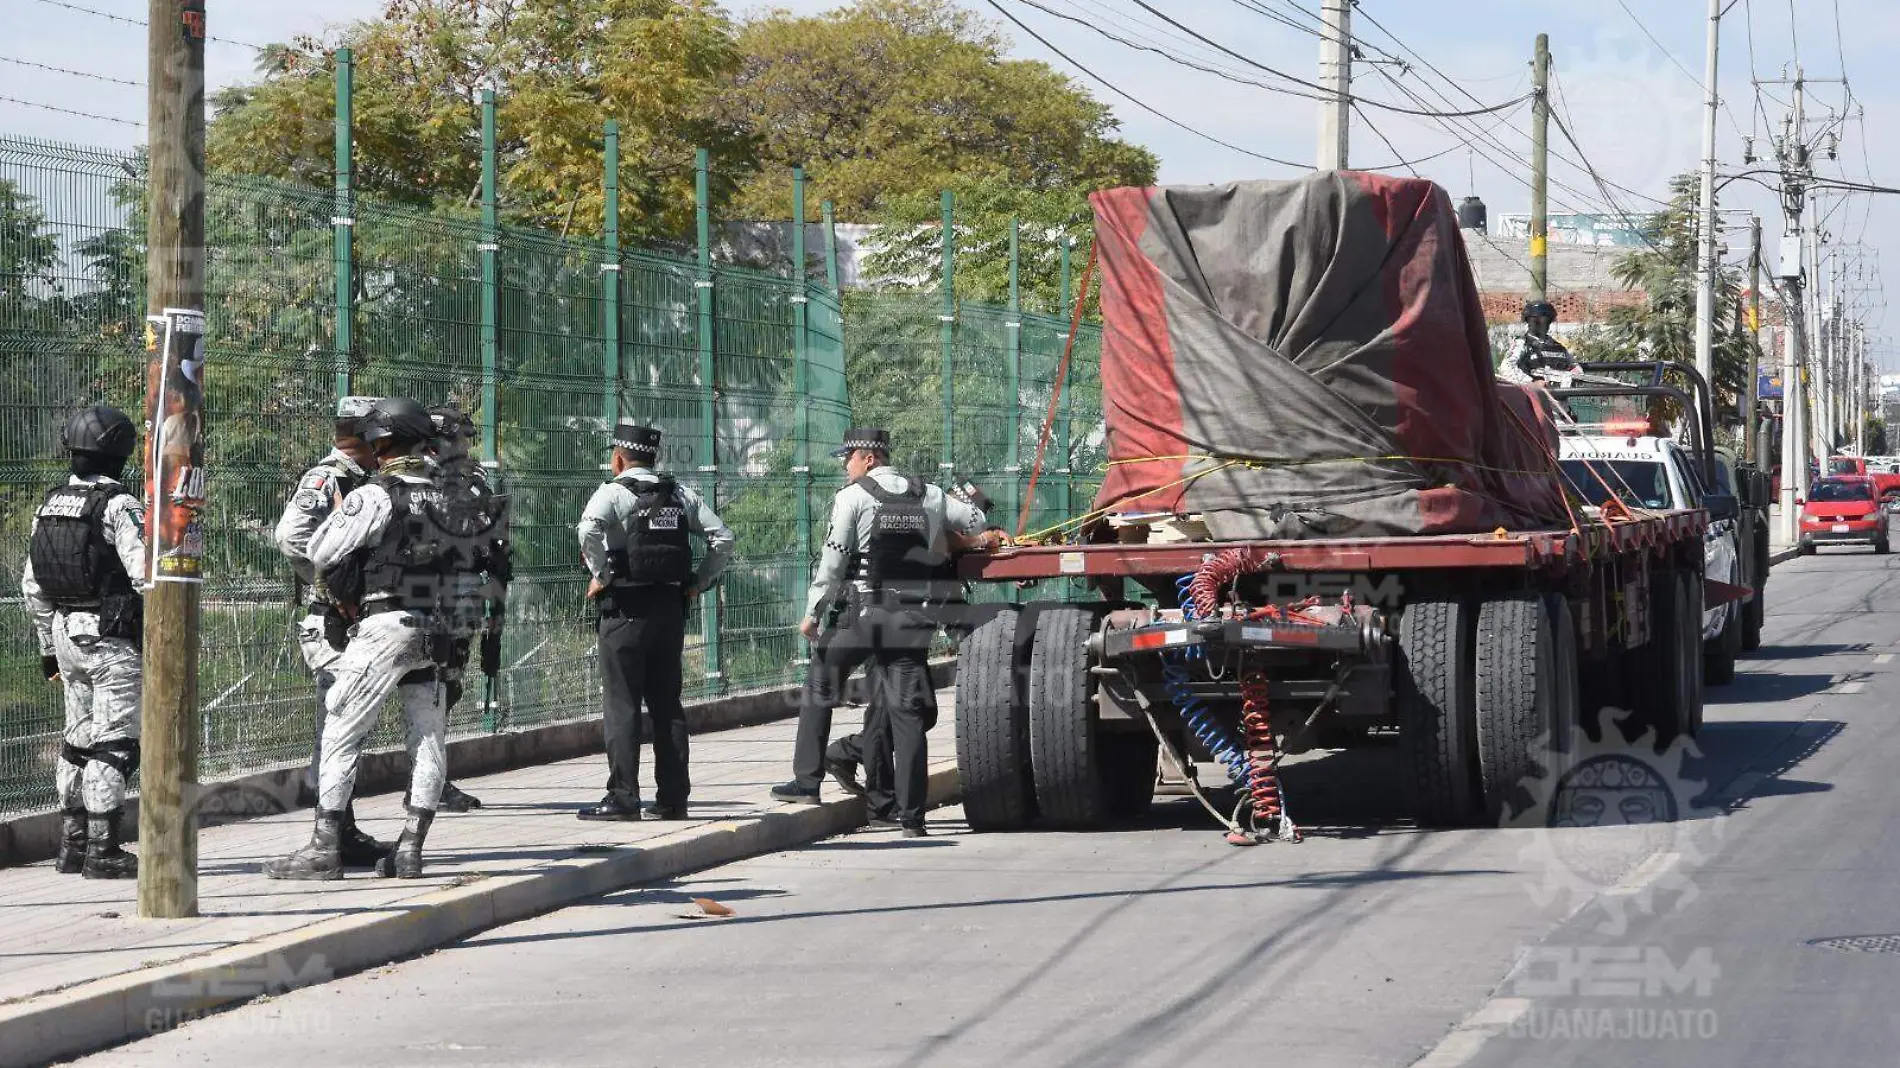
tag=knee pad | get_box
[61,741,93,769]
[89,738,140,778]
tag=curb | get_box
[1768,546,1799,567]
[0,767,962,1067]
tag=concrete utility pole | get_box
[1528,33,1550,319]
[139,0,206,919]
[1773,71,1811,546]
[1692,0,1722,389]
[1746,215,1762,466]
[1316,0,1352,170]
[1855,323,1867,454]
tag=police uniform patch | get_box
[298,470,332,492]
[124,500,146,526]
[294,489,325,512]
[343,493,365,516]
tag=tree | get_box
[720,0,1155,221]
[1568,174,1760,424]
[207,0,751,242]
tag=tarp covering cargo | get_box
[1090,172,1569,541]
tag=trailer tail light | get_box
[1128,629,1188,651]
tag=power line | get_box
[29,0,300,54]
[983,0,1311,169]
[0,54,143,88]
[0,95,141,127]
[1116,0,1532,119]
[1611,0,1749,139]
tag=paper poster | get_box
[145,307,207,583]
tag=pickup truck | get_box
[1557,429,1745,684]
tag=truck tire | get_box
[1027,606,1106,829]
[1705,601,1741,686]
[954,610,1033,831]
[1742,533,1767,652]
[1631,567,1699,745]
[1098,730,1159,820]
[1396,599,1483,828]
[1474,593,1576,823]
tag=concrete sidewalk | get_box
[0,698,960,1066]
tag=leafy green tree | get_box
[1568,174,1760,425]
[720,0,1155,222]
[207,0,750,242]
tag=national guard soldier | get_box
[771,429,986,837]
[777,477,1002,803]
[266,397,452,880]
[274,395,388,868]
[423,403,510,814]
[576,423,734,821]
[23,405,147,878]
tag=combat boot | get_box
[375,806,435,879]
[263,810,344,881]
[338,803,388,869]
[80,808,137,880]
[54,807,87,874]
[438,782,482,813]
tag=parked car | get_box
[1826,456,1900,504]
[1798,475,1890,554]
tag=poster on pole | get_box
[144,307,207,584]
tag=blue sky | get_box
[3,0,1893,369]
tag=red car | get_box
[1799,476,1890,554]
[1826,456,1900,503]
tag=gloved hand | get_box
[480,629,502,677]
[42,654,60,681]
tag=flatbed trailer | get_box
[949,506,1731,841]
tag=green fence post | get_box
[479,90,499,468]
[601,120,620,432]
[940,190,956,478]
[821,200,840,295]
[332,47,353,402]
[1007,218,1022,599]
[694,148,724,695]
[1058,236,1074,538]
[791,167,813,575]
[478,90,500,730]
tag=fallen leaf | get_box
[692,897,734,918]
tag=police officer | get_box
[576,423,734,821]
[266,397,452,881]
[23,405,147,878]
[423,403,510,814]
[771,429,985,836]
[274,396,389,868]
[776,477,1002,803]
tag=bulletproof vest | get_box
[852,475,953,602]
[433,461,511,630]
[364,476,452,611]
[29,482,137,608]
[608,475,693,586]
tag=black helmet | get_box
[359,397,435,449]
[61,404,137,459]
[427,403,476,444]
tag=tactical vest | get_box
[363,476,452,612]
[434,460,511,631]
[29,482,142,634]
[607,475,693,586]
[852,475,953,603]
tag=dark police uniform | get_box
[778,429,984,831]
[576,423,733,820]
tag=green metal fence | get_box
[0,133,1101,818]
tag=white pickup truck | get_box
[1558,431,1744,685]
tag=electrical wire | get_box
[0,55,143,88]
[29,0,312,54]
[982,0,1310,169]
[0,95,141,127]
[1612,0,1749,139]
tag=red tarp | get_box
[1090,172,1569,540]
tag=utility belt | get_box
[52,593,142,643]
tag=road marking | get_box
[1876,654,1894,665]
[1411,998,1533,1067]
[1827,681,1867,695]
[1604,851,1680,896]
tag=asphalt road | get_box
[71,547,1900,1068]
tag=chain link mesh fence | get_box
[0,134,1100,817]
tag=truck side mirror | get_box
[1703,493,1739,522]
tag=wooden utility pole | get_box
[139,0,206,919]
[1528,33,1550,322]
